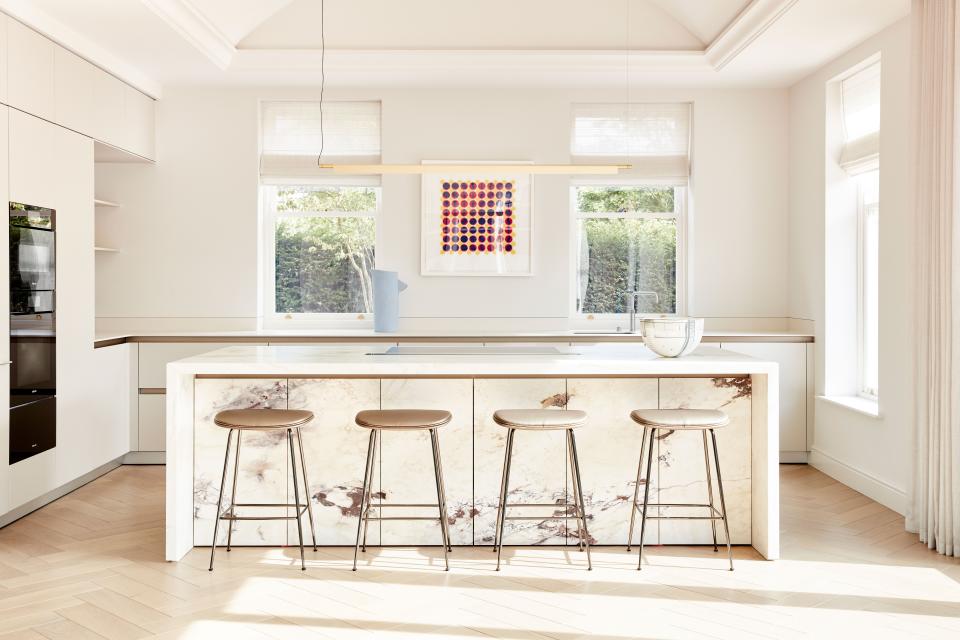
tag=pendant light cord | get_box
[317,0,326,167]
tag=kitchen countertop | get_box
[94,328,814,347]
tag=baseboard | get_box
[0,458,123,528]
[808,447,906,514]
[780,451,809,464]
[122,451,166,464]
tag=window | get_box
[573,183,683,315]
[259,101,381,325]
[570,103,691,320]
[858,170,879,398]
[262,183,378,317]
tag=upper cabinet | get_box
[54,47,95,135]
[7,19,55,121]
[1,15,155,161]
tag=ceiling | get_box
[0,0,910,97]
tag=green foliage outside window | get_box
[273,186,377,314]
[576,186,678,315]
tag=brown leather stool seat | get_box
[214,408,314,430]
[355,409,451,430]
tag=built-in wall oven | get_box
[8,202,56,465]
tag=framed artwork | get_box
[420,161,533,276]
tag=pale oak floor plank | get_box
[1,465,959,639]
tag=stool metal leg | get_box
[361,429,378,553]
[353,429,376,570]
[209,428,235,571]
[567,430,592,570]
[702,430,719,552]
[495,428,516,570]
[626,425,648,551]
[295,428,318,552]
[226,430,242,552]
[565,439,585,552]
[431,428,453,552]
[428,428,450,571]
[637,427,656,570]
[492,427,513,552]
[710,429,734,571]
[287,429,306,571]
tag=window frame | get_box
[259,177,380,329]
[569,178,688,326]
[856,168,880,400]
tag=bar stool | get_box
[208,408,317,571]
[492,409,592,571]
[627,409,733,571]
[353,409,454,571]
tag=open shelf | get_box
[94,198,121,208]
[94,246,120,253]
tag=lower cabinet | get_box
[138,394,166,452]
[718,342,810,462]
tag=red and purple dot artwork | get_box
[440,179,516,254]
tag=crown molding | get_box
[705,0,799,70]
[141,0,236,70]
[0,0,162,97]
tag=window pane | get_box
[577,217,677,314]
[576,186,675,214]
[275,216,376,314]
[862,205,879,396]
[275,185,377,213]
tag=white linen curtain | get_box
[907,0,960,557]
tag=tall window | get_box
[840,63,880,398]
[570,103,690,318]
[259,101,381,325]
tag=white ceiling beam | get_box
[0,0,163,97]
[705,0,799,70]
[141,0,236,70]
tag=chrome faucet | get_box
[624,290,660,333]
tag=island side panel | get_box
[288,378,382,546]
[751,371,780,559]
[473,378,569,546]
[166,367,196,561]
[380,379,474,546]
[657,377,752,545]
[566,378,660,545]
[194,379,290,547]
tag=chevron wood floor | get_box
[1,464,959,640]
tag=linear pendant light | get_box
[318,163,632,175]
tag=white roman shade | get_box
[571,103,691,178]
[260,100,381,177]
[839,62,880,174]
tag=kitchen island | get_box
[165,344,779,562]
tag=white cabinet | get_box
[91,68,125,149]
[720,342,809,462]
[123,85,155,160]
[0,14,9,103]
[6,19,55,121]
[0,106,8,364]
[54,47,95,135]
[138,394,166,452]
[8,109,57,209]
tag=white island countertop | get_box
[167,343,779,377]
[165,344,780,563]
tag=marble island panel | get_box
[167,345,778,562]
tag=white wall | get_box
[788,18,912,512]
[94,86,789,332]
